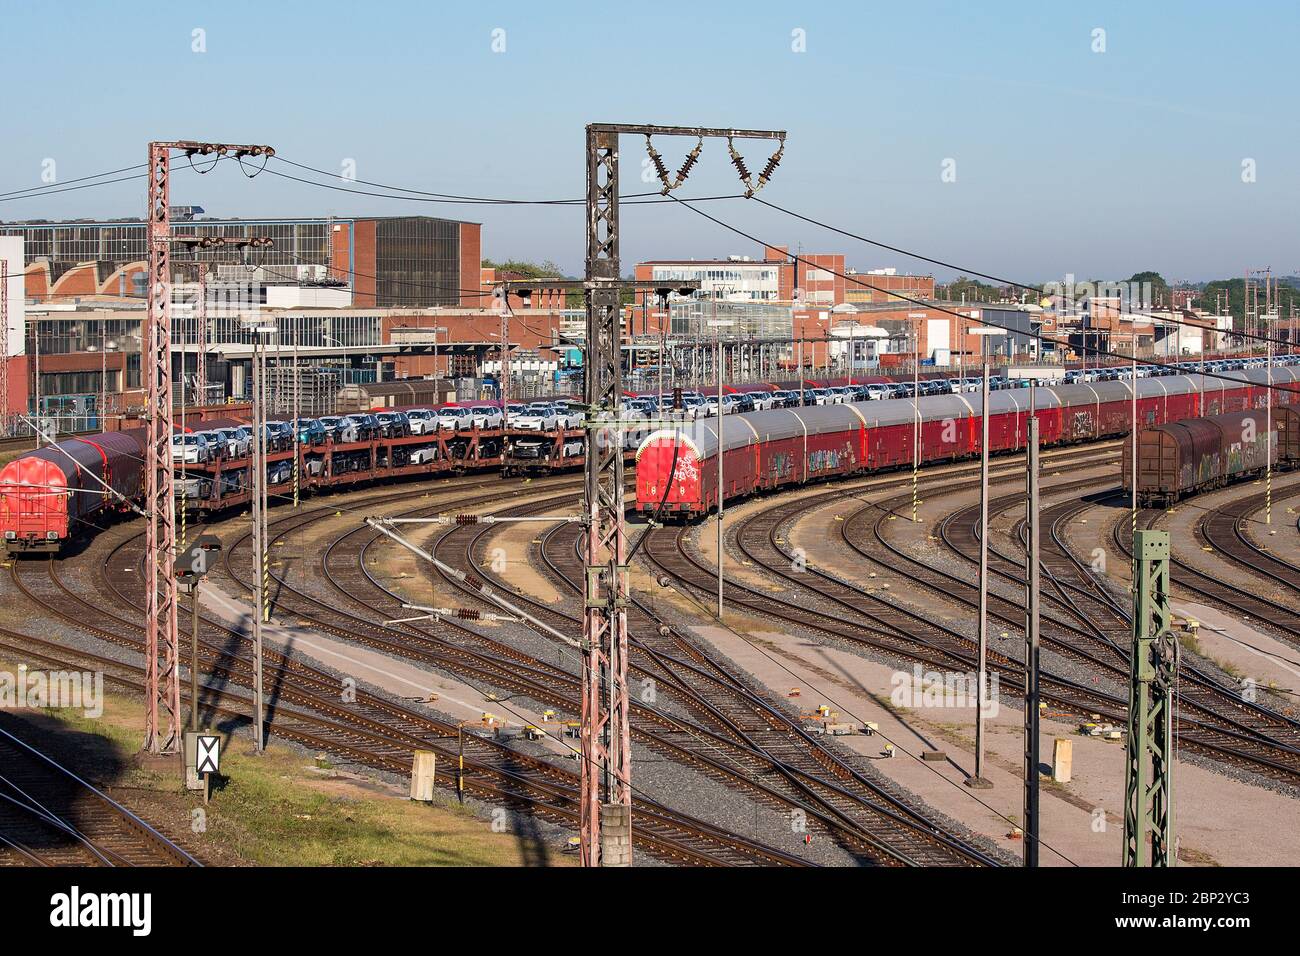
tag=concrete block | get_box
[1052,738,1073,783]
[410,750,437,801]
[600,803,632,867]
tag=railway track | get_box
[0,429,96,457]
[439,493,998,865]
[235,474,996,864]
[636,444,1300,785]
[1194,481,1300,606]
[934,478,1300,780]
[1116,498,1300,650]
[0,722,199,867]
[3,480,810,867]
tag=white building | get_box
[642,257,782,302]
[0,236,25,359]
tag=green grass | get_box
[0,656,574,867]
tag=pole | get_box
[579,124,633,867]
[100,321,107,430]
[967,350,993,789]
[1132,347,1138,539]
[190,579,200,733]
[293,335,300,509]
[1023,414,1041,865]
[196,271,207,406]
[717,337,725,619]
[1266,334,1273,525]
[251,335,266,751]
[912,325,920,523]
[457,722,465,804]
[0,259,7,437]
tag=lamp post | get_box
[912,321,921,522]
[708,317,736,618]
[967,324,1006,790]
[244,320,278,751]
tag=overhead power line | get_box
[751,195,1299,352]
[266,156,747,207]
[0,163,148,200]
[668,194,1300,397]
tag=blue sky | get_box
[1,0,1296,283]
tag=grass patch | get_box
[0,655,575,867]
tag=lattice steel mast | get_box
[578,124,784,865]
[143,141,272,754]
[1123,529,1176,866]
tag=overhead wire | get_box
[667,194,1300,399]
[751,195,1300,354]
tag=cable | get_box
[0,173,147,204]
[264,158,747,207]
[668,194,1300,399]
[752,195,1300,354]
[0,163,148,200]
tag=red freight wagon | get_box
[1123,405,1300,506]
[1,430,146,552]
[637,367,1300,519]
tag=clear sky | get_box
[1,0,1295,283]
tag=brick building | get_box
[0,215,483,309]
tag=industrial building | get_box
[0,214,482,309]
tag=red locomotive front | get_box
[635,430,707,517]
[0,455,72,552]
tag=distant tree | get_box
[939,275,1003,303]
[481,257,568,279]
[1128,271,1169,309]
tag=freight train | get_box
[634,368,1300,519]
[1122,405,1300,507]
[0,429,147,553]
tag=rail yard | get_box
[0,2,1293,940]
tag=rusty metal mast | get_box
[491,125,780,864]
[578,123,784,865]
[143,141,272,754]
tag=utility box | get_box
[410,751,437,802]
[183,731,204,791]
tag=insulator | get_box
[455,514,479,525]
[658,625,671,637]
[648,148,669,183]
[464,575,483,592]
[729,147,751,182]
[456,608,481,621]
[675,143,702,183]
[758,147,783,185]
